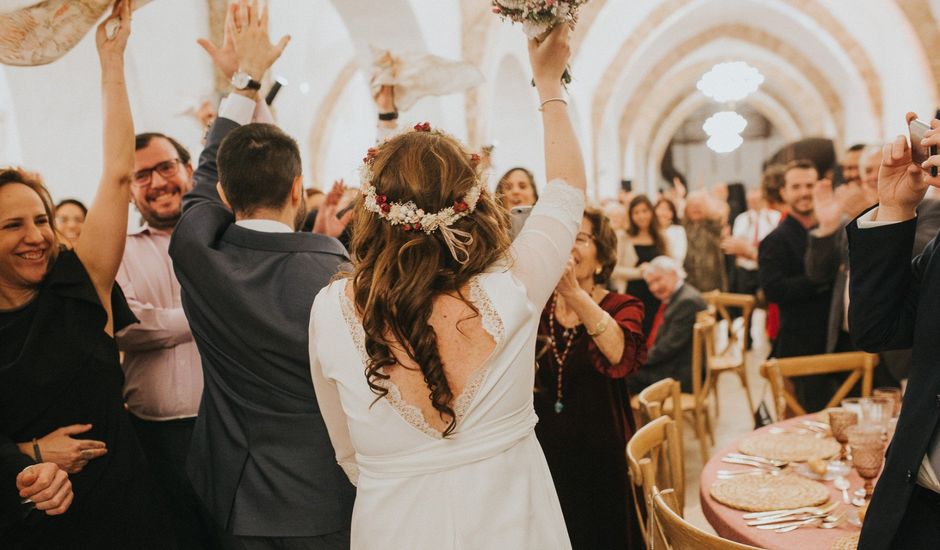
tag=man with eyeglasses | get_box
[113,132,218,549]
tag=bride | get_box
[309,25,584,549]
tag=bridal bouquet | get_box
[491,0,590,84]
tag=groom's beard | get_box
[293,196,308,231]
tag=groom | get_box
[169,4,354,549]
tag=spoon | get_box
[834,477,851,504]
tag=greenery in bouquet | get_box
[491,0,589,86]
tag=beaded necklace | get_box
[547,293,577,413]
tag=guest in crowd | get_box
[627,256,706,393]
[0,3,174,547]
[848,113,940,550]
[655,197,687,263]
[534,208,646,549]
[305,187,325,211]
[840,143,865,187]
[761,164,788,215]
[1,458,73,534]
[683,191,727,292]
[611,195,669,336]
[722,188,781,297]
[309,24,582,548]
[759,159,834,412]
[113,131,218,549]
[53,199,86,245]
[169,5,354,548]
[496,166,539,210]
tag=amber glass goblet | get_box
[827,407,858,462]
[848,424,885,498]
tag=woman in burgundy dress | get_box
[534,208,647,549]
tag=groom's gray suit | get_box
[170,114,354,548]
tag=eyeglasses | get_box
[133,158,182,186]
[574,232,595,248]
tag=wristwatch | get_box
[231,69,262,91]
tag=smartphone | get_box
[509,206,533,240]
[909,119,938,177]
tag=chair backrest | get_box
[638,377,683,428]
[627,416,685,547]
[759,352,879,419]
[651,488,764,550]
[692,314,717,406]
[703,291,756,352]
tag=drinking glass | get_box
[863,397,894,436]
[826,407,858,462]
[873,387,902,417]
[848,425,885,498]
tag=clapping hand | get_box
[197,0,239,79]
[813,179,842,235]
[875,113,935,221]
[555,257,581,300]
[313,180,355,238]
[17,463,72,516]
[231,0,291,87]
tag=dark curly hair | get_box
[581,208,618,285]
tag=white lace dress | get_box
[309,180,584,549]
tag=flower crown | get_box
[360,122,484,235]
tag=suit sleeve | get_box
[0,434,34,532]
[759,232,827,304]
[847,214,920,352]
[804,225,844,284]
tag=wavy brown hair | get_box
[0,167,61,266]
[348,130,512,437]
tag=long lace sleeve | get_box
[309,299,359,486]
[510,180,585,308]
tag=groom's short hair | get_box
[217,123,301,216]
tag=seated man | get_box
[628,256,707,393]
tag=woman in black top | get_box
[625,195,670,336]
[0,3,173,547]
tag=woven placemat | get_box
[709,473,829,512]
[830,533,859,550]
[739,432,841,462]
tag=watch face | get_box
[232,72,249,89]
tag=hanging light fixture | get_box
[696,61,764,103]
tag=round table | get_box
[700,415,874,550]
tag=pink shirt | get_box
[115,225,203,420]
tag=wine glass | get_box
[847,424,885,498]
[873,387,902,417]
[826,407,858,462]
[863,397,895,438]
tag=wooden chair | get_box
[702,291,757,417]
[759,351,879,419]
[651,488,763,550]
[637,377,683,432]
[627,416,685,549]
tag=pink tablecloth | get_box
[700,415,872,550]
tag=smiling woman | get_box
[0,2,175,546]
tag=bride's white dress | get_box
[309,180,584,549]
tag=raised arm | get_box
[510,25,587,306]
[72,0,133,335]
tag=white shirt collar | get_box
[235,219,294,233]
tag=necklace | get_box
[548,293,577,413]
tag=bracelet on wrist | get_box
[587,313,611,337]
[31,438,42,463]
[378,111,399,121]
[539,97,568,111]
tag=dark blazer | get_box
[759,215,832,358]
[848,210,940,550]
[169,117,355,537]
[629,283,706,393]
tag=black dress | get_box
[629,243,661,336]
[0,251,174,549]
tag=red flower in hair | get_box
[454,200,469,213]
[414,222,422,231]
[380,203,391,214]
[363,147,378,164]
[414,122,432,132]
[470,153,481,165]
[403,224,413,231]
[375,194,388,205]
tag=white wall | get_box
[671,134,788,191]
